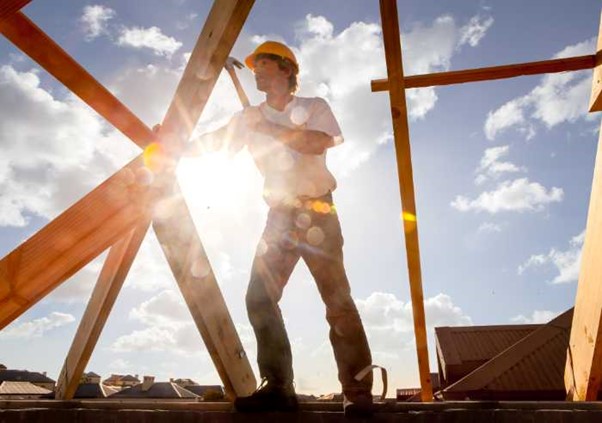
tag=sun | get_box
[175,151,262,214]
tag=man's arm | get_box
[184,125,228,157]
[256,120,335,155]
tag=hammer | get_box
[225,56,250,108]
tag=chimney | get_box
[142,375,154,392]
[170,378,174,383]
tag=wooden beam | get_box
[0,12,154,148]
[157,0,255,152]
[565,11,602,401]
[0,156,150,330]
[590,12,602,112]
[55,219,150,400]
[378,0,432,401]
[0,0,31,24]
[153,181,256,399]
[371,55,595,92]
[565,122,602,401]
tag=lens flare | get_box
[402,211,417,222]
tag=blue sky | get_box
[0,0,600,395]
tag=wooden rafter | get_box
[55,219,151,400]
[371,55,595,91]
[154,182,255,399]
[378,0,432,401]
[1,0,257,399]
[0,0,31,24]
[157,0,255,150]
[565,11,602,401]
[0,12,154,149]
[0,156,150,330]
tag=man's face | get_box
[253,56,291,94]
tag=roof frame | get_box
[0,0,256,400]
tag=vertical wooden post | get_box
[565,12,602,399]
[55,220,150,400]
[378,0,433,401]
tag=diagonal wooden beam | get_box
[0,12,154,148]
[153,181,256,399]
[379,0,432,401]
[0,0,31,24]
[0,155,150,330]
[55,219,150,400]
[157,0,255,152]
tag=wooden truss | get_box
[0,0,257,400]
[1,0,602,404]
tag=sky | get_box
[0,0,600,396]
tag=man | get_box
[189,41,374,415]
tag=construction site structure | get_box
[1,0,602,419]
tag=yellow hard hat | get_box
[245,41,298,72]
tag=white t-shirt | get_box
[228,96,343,207]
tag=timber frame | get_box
[0,0,601,404]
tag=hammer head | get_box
[225,56,244,70]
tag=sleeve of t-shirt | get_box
[305,98,344,145]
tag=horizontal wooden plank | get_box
[371,55,595,91]
[56,219,150,400]
[0,155,150,330]
[0,12,154,148]
[153,181,256,399]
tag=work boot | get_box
[234,379,298,412]
[343,392,375,418]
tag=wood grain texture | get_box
[372,55,595,91]
[153,181,256,399]
[55,220,150,400]
[0,156,150,330]
[379,0,432,401]
[565,118,602,401]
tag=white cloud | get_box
[518,230,584,283]
[356,292,471,357]
[484,37,597,141]
[112,289,207,356]
[452,177,563,213]
[511,310,557,324]
[475,145,523,184]
[459,15,494,47]
[80,5,115,40]
[0,312,75,339]
[0,65,138,228]
[117,26,182,56]
[478,222,502,233]
[284,13,494,175]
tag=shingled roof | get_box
[109,382,199,399]
[0,370,55,384]
[440,308,574,400]
[74,382,120,399]
[0,381,52,396]
[435,321,540,387]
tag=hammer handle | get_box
[226,67,251,108]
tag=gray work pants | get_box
[245,193,373,395]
